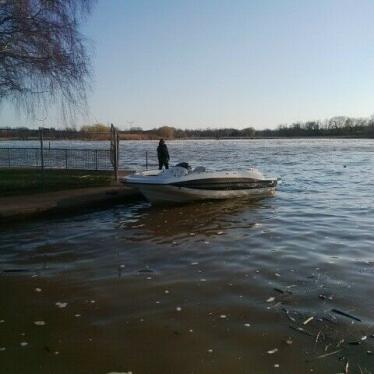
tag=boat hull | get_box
[132,184,276,204]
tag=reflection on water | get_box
[1,139,374,373]
[121,197,267,242]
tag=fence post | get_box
[116,131,120,175]
[110,124,119,181]
[65,149,68,169]
[39,127,45,191]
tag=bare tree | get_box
[0,0,94,119]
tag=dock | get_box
[0,185,143,222]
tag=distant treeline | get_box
[122,126,256,139]
[257,116,374,137]
[1,116,374,140]
[0,124,256,140]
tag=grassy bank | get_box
[0,168,115,197]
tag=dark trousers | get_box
[158,160,169,170]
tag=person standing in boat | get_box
[157,139,170,170]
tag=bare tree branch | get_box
[0,0,95,121]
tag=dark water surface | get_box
[1,139,374,373]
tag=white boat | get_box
[121,163,277,204]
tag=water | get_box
[1,139,374,373]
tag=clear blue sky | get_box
[2,0,374,130]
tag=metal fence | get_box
[0,126,122,195]
[0,147,112,170]
[0,125,120,172]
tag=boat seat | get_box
[164,166,189,177]
[192,166,206,173]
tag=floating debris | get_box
[200,278,207,282]
[361,336,367,341]
[331,309,361,322]
[90,300,96,304]
[283,309,296,322]
[55,302,68,309]
[146,277,152,280]
[266,297,275,303]
[0,320,5,323]
[315,331,322,343]
[34,288,42,293]
[164,290,170,294]
[289,325,313,336]
[176,307,182,312]
[244,323,251,328]
[322,313,338,324]
[272,302,282,309]
[189,329,194,333]
[20,342,28,347]
[191,262,199,265]
[189,233,196,236]
[316,349,341,359]
[285,338,293,345]
[220,315,227,319]
[33,321,46,326]
[267,348,278,354]
[204,241,210,245]
[0,347,6,352]
[217,231,224,235]
[208,349,213,353]
[319,294,333,301]
[336,339,344,348]
[274,364,280,368]
[275,273,281,277]
[120,264,125,269]
[75,314,81,318]
[303,316,314,325]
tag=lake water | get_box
[1,139,374,373]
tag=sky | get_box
[2,0,374,130]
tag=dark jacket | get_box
[157,144,169,162]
